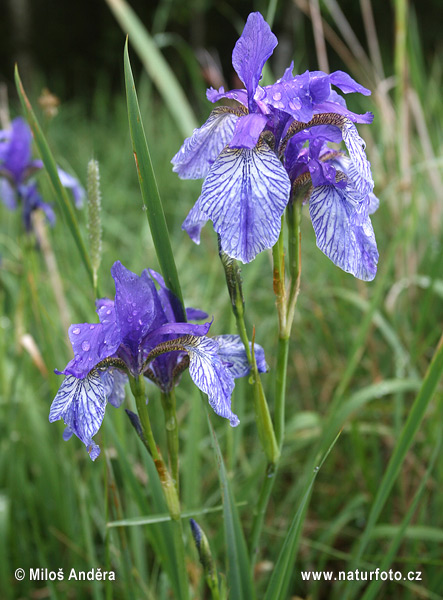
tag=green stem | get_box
[161,390,180,493]
[250,200,302,562]
[129,375,160,460]
[129,375,189,599]
[249,462,278,561]
[274,336,290,449]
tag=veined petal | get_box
[309,184,378,281]
[229,113,268,149]
[214,334,267,378]
[330,71,371,95]
[171,109,239,179]
[182,198,209,244]
[182,336,239,426]
[100,368,128,408]
[49,371,106,460]
[340,120,374,193]
[232,12,277,105]
[199,142,291,263]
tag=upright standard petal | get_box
[214,334,267,378]
[112,261,166,352]
[49,371,106,460]
[232,12,277,107]
[3,117,32,182]
[171,109,239,179]
[309,184,378,281]
[181,336,239,426]
[199,141,291,263]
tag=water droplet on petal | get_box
[89,325,95,330]
[81,341,90,352]
[132,310,137,316]
[106,309,111,315]
[273,91,282,101]
[72,327,80,335]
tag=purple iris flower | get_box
[0,117,84,230]
[284,124,379,280]
[172,11,378,279]
[49,261,266,460]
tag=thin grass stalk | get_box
[359,429,442,600]
[31,211,71,340]
[309,0,329,73]
[359,0,385,79]
[343,331,443,598]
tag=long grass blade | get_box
[264,431,341,600]
[14,66,94,288]
[344,332,443,597]
[206,407,256,600]
[106,0,198,138]
[359,425,442,600]
[124,41,186,319]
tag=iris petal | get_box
[101,369,128,408]
[340,120,374,194]
[232,12,278,106]
[309,184,378,281]
[214,334,267,378]
[330,71,371,95]
[182,336,239,427]
[3,118,32,182]
[182,198,209,244]
[112,261,167,352]
[57,168,85,208]
[49,371,106,460]
[171,109,239,179]
[199,142,291,263]
[229,113,268,149]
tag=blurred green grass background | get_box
[1,0,443,598]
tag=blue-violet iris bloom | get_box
[0,117,84,230]
[172,11,378,280]
[49,261,266,460]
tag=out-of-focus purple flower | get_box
[0,117,84,230]
[172,12,378,279]
[49,261,266,460]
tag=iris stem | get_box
[129,375,189,599]
[250,202,302,565]
[161,390,180,494]
[129,375,160,460]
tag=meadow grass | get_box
[1,4,443,599]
